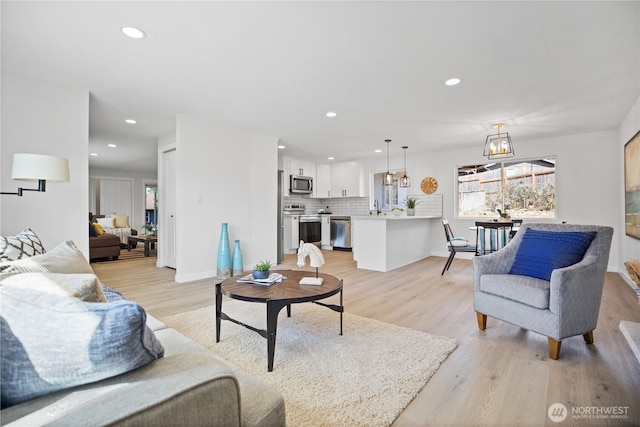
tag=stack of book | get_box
[236,272,285,286]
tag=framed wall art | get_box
[625,130,640,239]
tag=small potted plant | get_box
[142,224,154,235]
[253,259,272,279]
[405,197,418,216]
[497,208,511,221]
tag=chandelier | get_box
[399,146,410,187]
[384,139,393,186]
[483,123,515,160]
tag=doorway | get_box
[159,146,177,269]
[145,184,158,228]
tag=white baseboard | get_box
[175,269,217,283]
[619,321,640,364]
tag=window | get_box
[457,157,556,219]
[372,172,409,210]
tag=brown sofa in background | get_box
[89,233,121,261]
[89,213,138,261]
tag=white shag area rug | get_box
[162,301,457,427]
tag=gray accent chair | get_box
[473,223,613,359]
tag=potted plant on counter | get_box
[405,197,418,216]
[253,260,272,279]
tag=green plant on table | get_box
[254,260,272,272]
[405,197,418,209]
[497,208,510,219]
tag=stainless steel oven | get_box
[299,215,321,248]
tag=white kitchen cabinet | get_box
[316,163,332,198]
[321,160,364,198]
[283,157,316,197]
[321,215,331,249]
[330,162,346,197]
[342,160,364,197]
[286,158,315,178]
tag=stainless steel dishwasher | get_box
[330,216,351,251]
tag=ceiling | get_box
[2,1,638,174]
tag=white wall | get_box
[363,129,621,270]
[1,72,89,256]
[618,95,640,286]
[89,167,157,231]
[174,115,278,282]
[2,71,631,280]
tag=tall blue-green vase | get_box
[232,240,243,276]
[217,223,231,279]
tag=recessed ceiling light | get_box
[445,78,461,86]
[90,153,98,156]
[108,144,117,148]
[326,111,337,118]
[374,149,382,153]
[125,119,137,124]
[328,156,335,160]
[278,145,286,149]
[121,26,146,39]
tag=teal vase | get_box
[217,223,231,279]
[232,240,243,276]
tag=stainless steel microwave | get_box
[290,175,313,194]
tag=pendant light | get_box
[384,139,393,186]
[400,146,410,188]
[483,123,515,160]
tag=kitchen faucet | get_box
[374,199,381,215]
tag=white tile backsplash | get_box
[284,194,442,217]
[413,194,443,217]
[285,195,371,215]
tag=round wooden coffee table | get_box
[216,270,343,371]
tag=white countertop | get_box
[351,215,441,220]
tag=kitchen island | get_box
[351,214,440,272]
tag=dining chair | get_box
[475,221,514,255]
[442,219,477,275]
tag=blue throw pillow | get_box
[508,229,597,281]
[89,222,98,237]
[1,285,164,408]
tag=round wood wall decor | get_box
[420,177,438,194]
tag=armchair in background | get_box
[473,223,613,359]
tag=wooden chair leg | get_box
[583,331,594,344]
[476,312,487,330]
[548,338,562,360]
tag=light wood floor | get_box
[92,251,640,426]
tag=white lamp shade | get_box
[11,153,70,182]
